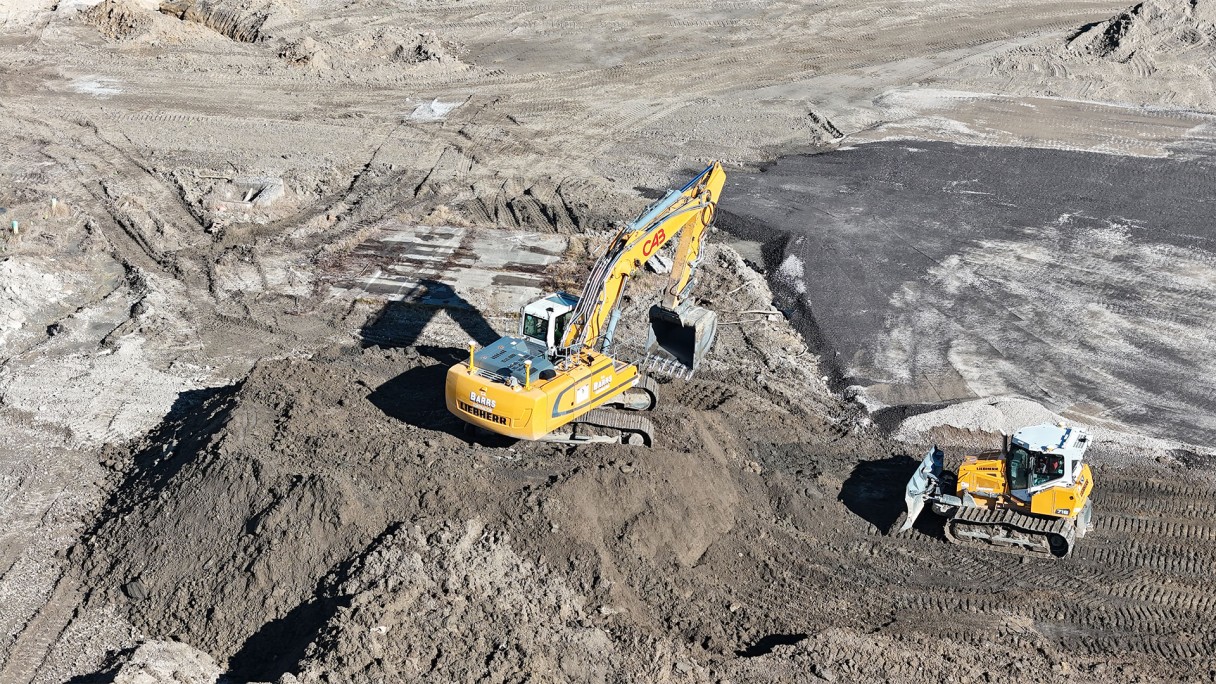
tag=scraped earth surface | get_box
[1,0,1215,682]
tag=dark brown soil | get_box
[75,342,1216,682]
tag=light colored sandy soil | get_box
[1,0,1215,682]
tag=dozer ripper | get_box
[899,423,1096,558]
[445,162,726,446]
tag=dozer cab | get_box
[445,162,726,446]
[900,423,1095,558]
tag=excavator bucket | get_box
[645,303,718,374]
[898,447,944,533]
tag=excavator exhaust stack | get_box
[645,303,718,374]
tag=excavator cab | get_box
[520,293,577,356]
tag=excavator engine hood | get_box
[645,302,718,373]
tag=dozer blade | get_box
[899,446,944,533]
[645,303,718,374]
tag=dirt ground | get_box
[2,0,1215,682]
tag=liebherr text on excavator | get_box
[446,162,726,446]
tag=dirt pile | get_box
[292,518,708,683]
[80,0,153,41]
[73,332,871,681]
[278,36,329,70]
[112,640,222,684]
[158,0,283,43]
[984,0,1216,108]
[392,31,457,65]
[1067,1,1216,60]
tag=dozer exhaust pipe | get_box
[645,303,718,373]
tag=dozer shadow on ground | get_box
[359,284,513,446]
[838,454,946,538]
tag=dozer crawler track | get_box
[945,506,1077,559]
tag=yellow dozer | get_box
[900,423,1096,558]
[445,162,726,446]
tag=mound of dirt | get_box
[279,36,329,69]
[983,0,1216,109]
[292,518,709,683]
[112,640,221,684]
[392,31,458,65]
[73,325,869,681]
[1066,1,1216,60]
[81,0,154,41]
[158,0,283,43]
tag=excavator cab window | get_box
[522,312,571,351]
[552,313,569,349]
[522,314,548,344]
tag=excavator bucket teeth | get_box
[899,447,944,533]
[646,304,718,374]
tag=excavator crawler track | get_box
[945,506,1077,559]
[580,409,654,446]
[539,409,654,446]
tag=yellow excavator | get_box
[899,423,1096,558]
[445,162,726,446]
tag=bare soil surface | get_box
[1,1,1215,682]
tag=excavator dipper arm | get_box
[561,162,726,371]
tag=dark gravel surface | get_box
[721,141,1216,445]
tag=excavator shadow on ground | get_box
[838,454,947,538]
[359,283,513,446]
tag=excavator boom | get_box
[562,162,725,372]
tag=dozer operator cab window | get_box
[1007,446,1030,492]
[1031,453,1065,487]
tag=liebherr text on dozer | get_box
[446,162,726,446]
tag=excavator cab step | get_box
[645,303,718,375]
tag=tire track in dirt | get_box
[0,576,80,684]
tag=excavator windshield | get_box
[522,312,569,350]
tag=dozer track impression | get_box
[945,506,1079,559]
